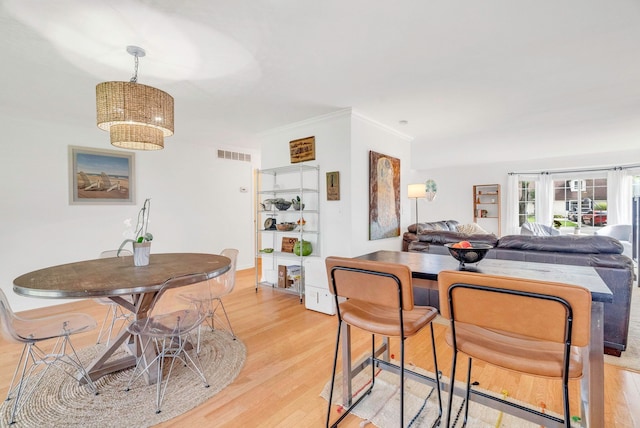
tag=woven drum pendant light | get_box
[96,46,174,150]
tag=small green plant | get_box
[291,195,305,210]
[117,198,153,256]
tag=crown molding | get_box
[258,108,353,137]
[351,110,414,142]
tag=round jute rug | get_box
[0,330,246,428]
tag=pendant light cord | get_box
[130,54,139,83]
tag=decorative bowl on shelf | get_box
[275,201,292,211]
[444,243,493,269]
[276,222,296,231]
[263,198,284,210]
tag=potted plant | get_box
[291,195,305,210]
[117,198,153,266]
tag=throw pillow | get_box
[456,223,489,235]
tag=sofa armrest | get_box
[402,232,418,251]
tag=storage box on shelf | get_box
[255,164,320,303]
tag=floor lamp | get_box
[408,184,426,224]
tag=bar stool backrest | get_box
[325,256,415,311]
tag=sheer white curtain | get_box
[535,173,554,226]
[607,169,632,225]
[505,174,520,235]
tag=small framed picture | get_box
[281,237,298,253]
[326,171,340,200]
[69,146,135,205]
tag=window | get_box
[517,181,535,226]
[633,175,640,197]
[553,178,607,231]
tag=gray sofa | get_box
[403,220,498,252]
[406,230,634,356]
[520,222,561,236]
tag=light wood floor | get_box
[2,267,640,427]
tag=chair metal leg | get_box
[445,348,458,427]
[125,335,159,391]
[464,357,472,426]
[326,324,376,428]
[195,298,235,353]
[6,336,97,425]
[97,303,132,346]
[127,331,209,414]
[562,373,571,427]
[429,323,443,421]
[326,319,342,428]
[400,335,405,426]
[6,343,31,425]
[96,306,112,345]
[212,299,236,338]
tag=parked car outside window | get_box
[582,211,607,226]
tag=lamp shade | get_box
[408,183,426,199]
[110,124,164,150]
[96,81,174,149]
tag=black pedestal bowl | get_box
[443,243,493,269]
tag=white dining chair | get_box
[124,272,210,414]
[95,249,133,346]
[0,288,98,425]
[179,248,239,351]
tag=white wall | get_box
[350,113,413,256]
[409,148,640,236]
[258,108,413,290]
[0,116,257,311]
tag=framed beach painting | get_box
[369,150,401,240]
[69,146,135,205]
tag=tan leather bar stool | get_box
[325,256,442,427]
[438,270,591,428]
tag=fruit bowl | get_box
[444,243,493,268]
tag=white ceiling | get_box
[2,0,640,168]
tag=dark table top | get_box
[356,250,613,303]
[13,253,230,299]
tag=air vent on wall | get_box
[217,150,252,162]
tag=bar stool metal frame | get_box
[438,270,591,428]
[325,256,442,427]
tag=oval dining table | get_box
[13,252,230,385]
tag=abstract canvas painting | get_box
[369,151,401,240]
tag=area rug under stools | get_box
[321,362,579,428]
[0,330,246,428]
